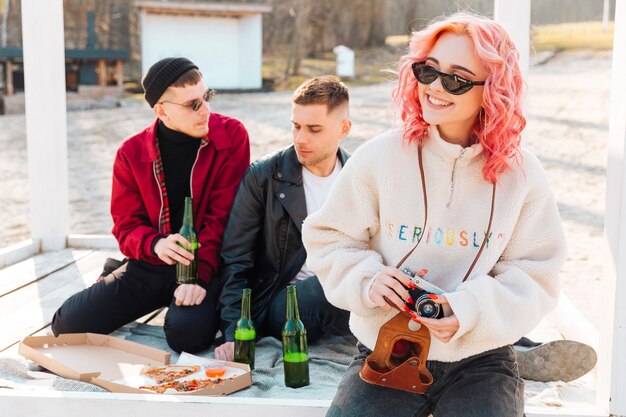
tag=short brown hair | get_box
[292,76,349,113]
[171,68,203,88]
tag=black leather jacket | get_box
[218,145,350,341]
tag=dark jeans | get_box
[264,276,351,342]
[327,343,524,417]
[51,259,219,353]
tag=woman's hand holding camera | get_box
[368,267,460,343]
[368,266,413,312]
[416,294,460,343]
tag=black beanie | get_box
[142,57,199,108]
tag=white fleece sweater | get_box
[302,127,566,362]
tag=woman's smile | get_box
[425,93,453,108]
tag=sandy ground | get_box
[0,49,610,331]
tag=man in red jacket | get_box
[51,57,250,353]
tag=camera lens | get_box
[416,296,440,319]
[422,303,435,316]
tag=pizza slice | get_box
[142,365,201,384]
[139,378,220,393]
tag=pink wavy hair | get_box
[393,13,526,183]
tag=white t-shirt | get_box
[291,158,343,282]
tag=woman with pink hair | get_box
[302,12,566,416]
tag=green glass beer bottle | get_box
[176,197,198,284]
[282,284,310,388]
[234,288,256,369]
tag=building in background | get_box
[136,1,271,90]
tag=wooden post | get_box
[98,59,107,87]
[20,0,68,251]
[599,1,626,415]
[115,59,123,88]
[493,0,531,78]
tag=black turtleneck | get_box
[157,120,201,232]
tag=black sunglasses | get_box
[411,62,485,95]
[159,89,216,111]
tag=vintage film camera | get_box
[401,267,445,319]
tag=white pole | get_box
[603,0,610,32]
[600,0,626,415]
[20,0,69,251]
[493,0,531,79]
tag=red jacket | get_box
[111,113,250,283]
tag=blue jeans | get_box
[327,342,524,417]
[264,276,351,342]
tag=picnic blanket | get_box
[127,323,357,399]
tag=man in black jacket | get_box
[215,76,352,361]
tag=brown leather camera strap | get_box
[395,146,496,282]
[462,182,496,282]
[394,146,429,269]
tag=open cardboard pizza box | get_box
[18,333,252,396]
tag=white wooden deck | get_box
[0,249,115,354]
[0,249,609,417]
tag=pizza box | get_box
[18,333,252,396]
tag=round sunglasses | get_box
[411,62,485,95]
[159,89,216,111]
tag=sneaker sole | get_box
[515,340,597,382]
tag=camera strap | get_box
[395,146,496,283]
